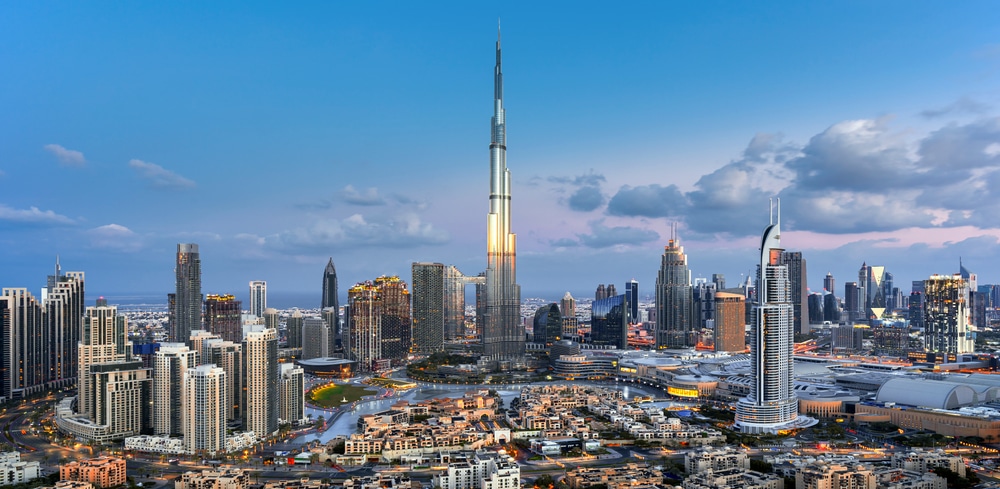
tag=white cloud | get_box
[44,144,86,167]
[0,204,74,225]
[264,213,449,252]
[342,185,386,206]
[87,224,143,252]
[128,159,196,190]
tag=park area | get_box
[307,383,376,408]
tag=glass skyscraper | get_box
[591,295,627,349]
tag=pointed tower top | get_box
[325,257,336,273]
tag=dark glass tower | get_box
[173,244,202,343]
[412,262,445,353]
[532,303,562,346]
[655,225,693,348]
[322,258,340,353]
[625,280,639,324]
[591,295,627,349]
[482,25,523,364]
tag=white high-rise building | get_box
[184,365,226,455]
[248,281,267,318]
[153,343,197,436]
[188,330,220,365]
[203,339,242,422]
[735,201,815,434]
[242,328,278,440]
[78,306,129,419]
[278,363,305,426]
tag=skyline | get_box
[3,2,1000,302]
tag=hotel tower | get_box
[735,201,815,433]
[482,25,523,364]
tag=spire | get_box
[494,20,503,102]
[325,257,336,273]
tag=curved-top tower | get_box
[735,200,815,433]
[482,24,523,364]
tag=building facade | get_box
[242,328,278,440]
[300,317,329,360]
[278,363,305,426]
[184,365,226,455]
[205,294,242,344]
[153,343,197,436]
[923,274,976,355]
[713,292,745,353]
[412,262,445,353]
[655,227,693,348]
[174,243,203,343]
[248,281,266,318]
[591,295,627,349]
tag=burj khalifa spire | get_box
[483,23,524,365]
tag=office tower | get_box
[714,292,745,352]
[655,226,693,348]
[560,292,578,337]
[242,327,278,439]
[203,339,242,422]
[712,274,726,291]
[830,325,864,353]
[532,304,562,346]
[482,27,523,365]
[779,251,808,334]
[882,272,896,312]
[625,280,639,324]
[321,308,339,351]
[248,281,266,318]
[412,262,445,353]
[736,202,805,433]
[347,277,411,372]
[278,363,305,425]
[184,365,226,455]
[693,282,717,332]
[0,289,45,399]
[301,317,329,360]
[204,294,242,344]
[153,343,197,436]
[173,244,202,343]
[188,330,220,365]
[77,306,130,419]
[923,274,976,355]
[857,263,870,314]
[322,258,339,311]
[975,285,993,332]
[262,308,279,331]
[286,309,303,349]
[474,273,487,340]
[376,276,411,363]
[44,268,85,387]
[595,284,607,301]
[443,265,467,341]
[808,293,824,324]
[823,293,840,323]
[873,321,909,357]
[864,266,887,321]
[908,281,925,329]
[823,273,835,295]
[591,295,627,349]
[606,284,617,298]
[844,282,858,323]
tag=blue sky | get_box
[3,2,1000,305]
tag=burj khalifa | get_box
[482,25,524,365]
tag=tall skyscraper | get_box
[278,363,305,426]
[560,292,577,338]
[184,364,226,455]
[412,262,445,353]
[322,307,339,351]
[153,343,197,436]
[923,274,976,355]
[322,258,339,311]
[44,268,85,388]
[301,317,329,360]
[262,308,279,331]
[248,281,267,318]
[77,305,130,419]
[823,273,835,295]
[346,283,380,373]
[204,294,242,344]
[712,274,726,291]
[779,251,808,334]
[202,339,242,422]
[714,292,746,352]
[482,26,523,365]
[286,309,303,349]
[443,265,467,341]
[736,202,811,434]
[625,280,639,324]
[844,282,861,323]
[242,327,278,439]
[595,284,607,301]
[0,288,46,399]
[375,275,411,363]
[591,295,627,349]
[173,244,202,342]
[655,226,693,348]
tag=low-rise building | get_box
[891,449,966,477]
[0,451,41,485]
[796,462,875,489]
[564,463,664,489]
[431,450,519,489]
[175,468,249,489]
[59,456,127,489]
[681,468,782,489]
[874,468,947,489]
[685,447,749,475]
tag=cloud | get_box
[391,193,428,211]
[606,184,687,218]
[548,171,606,187]
[87,224,142,252]
[44,144,86,167]
[921,97,991,118]
[0,204,75,225]
[568,186,605,212]
[341,185,386,206]
[264,213,449,252]
[575,220,659,248]
[128,159,196,190]
[549,238,580,248]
